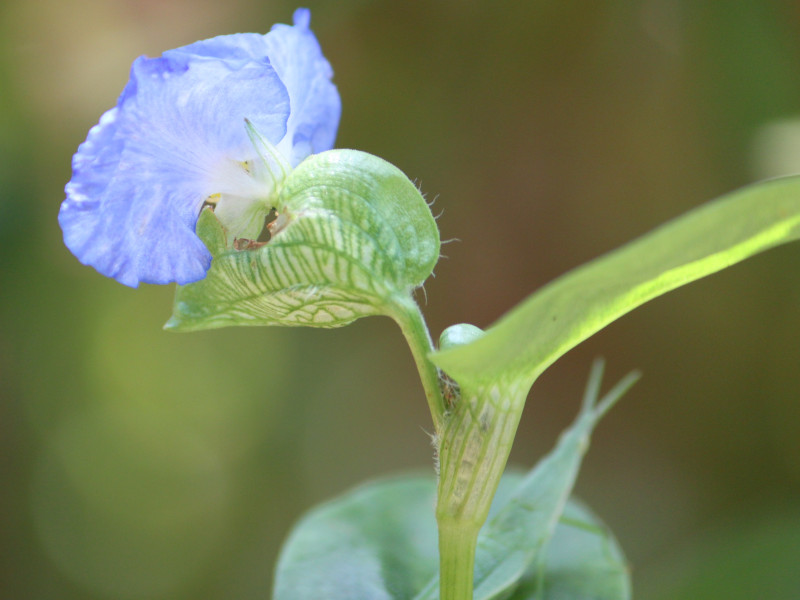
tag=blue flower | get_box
[59,8,340,287]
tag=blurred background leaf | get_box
[2,0,800,598]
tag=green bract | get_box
[166,150,439,331]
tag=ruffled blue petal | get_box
[60,37,292,287]
[170,9,341,166]
[266,8,342,166]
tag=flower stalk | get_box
[389,296,447,428]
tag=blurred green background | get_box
[2,0,800,598]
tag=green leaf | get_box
[475,367,634,600]
[166,150,439,332]
[508,501,630,600]
[273,477,628,600]
[431,176,800,384]
[272,474,439,600]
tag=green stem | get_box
[391,297,526,600]
[390,295,446,429]
[435,381,528,600]
[438,520,479,600]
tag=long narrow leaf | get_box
[431,176,800,384]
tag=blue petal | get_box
[171,10,341,166]
[266,8,342,166]
[60,40,291,287]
